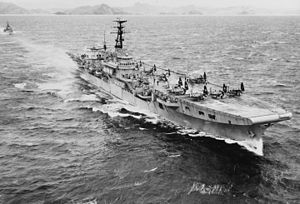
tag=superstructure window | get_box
[208,114,216,120]
[185,106,190,111]
[159,103,164,110]
[198,111,204,116]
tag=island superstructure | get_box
[68,19,292,155]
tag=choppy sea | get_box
[0,16,299,203]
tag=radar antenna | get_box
[111,18,127,49]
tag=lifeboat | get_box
[156,98,179,108]
[137,93,152,101]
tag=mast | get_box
[111,19,127,49]
[103,30,107,51]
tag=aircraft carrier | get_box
[68,19,292,155]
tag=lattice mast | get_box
[111,19,127,49]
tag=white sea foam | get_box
[0,41,16,45]
[65,94,99,103]
[168,154,181,158]
[144,117,160,124]
[0,29,9,35]
[188,182,232,195]
[90,105,121,118]
[237,138,263,156]
[16,39,78,99]
[144,167,158,173]
[177,128,198,135]
[14,82,26,89]
[0,26,20,34]
[184,129,263,156]
[90,103,144,120]
[134,180,147,186]
[91,96,160,122]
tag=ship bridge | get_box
[117,54,136,70]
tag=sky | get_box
[4,0,300,10]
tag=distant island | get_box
[0,2,125,15]
[0,1,299,15]
[54,11,66,15]
[0,2,29,14]
[61,4,127,15]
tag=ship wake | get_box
[175,127,263,156]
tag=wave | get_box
[144,167,158,173]
[7,142,39,148]
[14,38,79,99]
[89,105,144,120]
[188,182,232,195]
[84,98,159,122]
[173,127,263,156]
[274,83,290,88]
[233,57,245,61]
[13,81,39,93]
[65,94,100,103]
[14,82,26,89]
[109,180,147,190]
[0,41,17,45]
[168,154,181,158]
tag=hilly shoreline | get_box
[0,1,299,16]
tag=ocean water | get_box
[0,16,299,203]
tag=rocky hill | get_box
[63,4,126,15]
[0,1,298,16]
[0,2,29,14]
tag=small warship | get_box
[68,19,292,155]
[3,22,13,34]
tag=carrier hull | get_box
[69,19,292,156]
[79,69,266,155]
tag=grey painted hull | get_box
[79,69,266,155]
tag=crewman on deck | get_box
[223,83,227,93]
[203,85,208,95]
[241,82,245,92]
[185,79,189,90]
[178,77,182,86]
[153,64,157,72]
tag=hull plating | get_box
[80,70,266,155]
